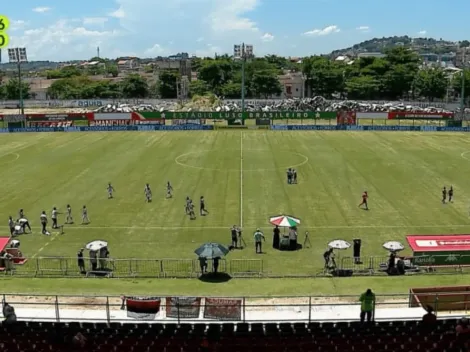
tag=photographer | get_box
[2,300,17,325]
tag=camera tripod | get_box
[303,231,311,248]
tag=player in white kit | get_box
[81,205,90,224]
[144,184,152,202]
[107,183,115,199]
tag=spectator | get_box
[456,317,470,334]
[422,305,437,326]
[359,288,375,323]
[72,332,87,348]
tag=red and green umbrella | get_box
[269,215,301,227]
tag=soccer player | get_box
[51,207,59,229]
[189,201,196,220]
[358,191,369,210]
[442,186,447,204]
[144,184,152,202]
[200,196,208,216]
[107,183,115,199]
[18,209,25,220]
[185,197,191,214]
[166,182,173,198]
[448,186,454,203]
[293,169,297,184]
[66,204,73,224]
[40,211,49,235]
[81,205,90,225]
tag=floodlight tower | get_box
[8,47,28,115]
[234,44,254,112]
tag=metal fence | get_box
[6,257,263,278]
[340,255,470,275]
[0,292,468,324]
[4,255,470,278]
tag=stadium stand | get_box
[0,319,469,352]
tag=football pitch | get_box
[2,130,470,295]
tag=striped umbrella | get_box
[269,215,301,227]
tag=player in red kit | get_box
[358,191,369,210]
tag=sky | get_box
[2,0,470,61]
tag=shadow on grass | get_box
[198,272,232,283]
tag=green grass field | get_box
[2,130,470,295]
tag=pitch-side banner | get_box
[166,297,201,319]
[126,296,161,320]
[203,298,242,320]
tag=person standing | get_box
[66,204,73,224]
[231,226,238,249]
[81,206,89,225]
[40,211,49,235]
[448,186,454,203]
[272,226,280,249]
[8,217,14,236]
[359,289,376,323]
[77,248,85,273]
[253,228,265,254]
[51,207,59,229]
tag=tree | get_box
[3,79,31,100]
[452,69,470,100]
[120,74,149,98]
[345,76,380,100]
[158,70,178,99]
[413,68,448,101]
[250,70,282,98]
[106,64,119,78]
[197,60,233,93]
[220,82,242,98]
[189,80,210,97]
[46,65,82,79]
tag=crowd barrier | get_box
[4,255,470,278]
[0,292,467,323]
[340,255,470,275]
[6,257,264,278]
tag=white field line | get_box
[240,131,244,227]
[31,232,61,258]
[27,224,470,231]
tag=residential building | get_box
[278,72,306,99]
[117,58,139,70]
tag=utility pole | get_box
[8,48,28,115]
[234,44,253,112]
[461,51,466,120]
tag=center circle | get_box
[175,149,309,172]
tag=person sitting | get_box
[288,227,297,250]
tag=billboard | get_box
[388,112,454,120]
[407,235,470,252]
[203,298,242,320]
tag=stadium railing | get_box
[7,257,264,278]
[4,255,470,278]
[0,292,469,324]
[340,255,470,275]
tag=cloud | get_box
[196,37,204,42]
[32,7,51,13]
[261,32,274,42]
[209,0,259,32]
[144,44,170,56]
[108,7,126,19]
[303,25,340,37]
[9,19,120,60]
[83,17,109,26]
[195,44,222,58]
[356,26,370,32]
[418,30,427,35]
[10,20,27,31]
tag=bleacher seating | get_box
[0,319,468,352]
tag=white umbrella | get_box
[328,240,351,250]
[86,240,108,251]
[383,241,405,252]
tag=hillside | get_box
[330,35,469,57]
